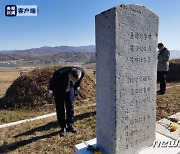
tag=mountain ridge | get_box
[0,46,96,66]
[0,46,180,67]
[0,45,95,55]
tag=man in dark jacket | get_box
[157,43,170,95]
[49,66,85,136]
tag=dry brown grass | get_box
[0,70,19,82]
[157,82,180,120]
[0,68,34,98]
[0,107,55,125]
[0,70,19,98]
[0,100,96,154]
[0,66,95,109]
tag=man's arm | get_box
[158,49,170,62]
[74,69,85,95]
[48,71,59,94]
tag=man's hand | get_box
[75,87,80,96]
[49,93,54,99]
[49,90,54,100]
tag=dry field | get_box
[0,67,35,98]
[0,64,180,153]
[0,70,19,98]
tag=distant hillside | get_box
[1,46,179,67]
[24,52,96,64]
[0,45,95,55]
[1,46,179,59]
[0,50,15,54]
[0,46,95,66]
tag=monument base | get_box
[75,138,97,154]
[75,132,180,154]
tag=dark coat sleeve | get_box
[49,71,59,91]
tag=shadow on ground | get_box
[0,111,96,153]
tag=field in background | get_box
[0,70,19,98]
[0,66,36,98]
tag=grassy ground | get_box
[157,82,180,120]
[0,99,96,154]
[0,107,55,125]
[0,84,180,153]
[0,66,96,154]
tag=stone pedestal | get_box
[75,132,180,154]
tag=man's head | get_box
[158,43,164,50]
[68,68,82,81]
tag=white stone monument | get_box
[95,4,158,154]
[75,4,159,154]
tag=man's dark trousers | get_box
[157,71,168,93]
[54,91,74,129]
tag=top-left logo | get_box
[5,5,17,16]
[5,5,38,17]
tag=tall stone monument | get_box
[96,4,158,154]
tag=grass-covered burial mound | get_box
[0,66,95,109]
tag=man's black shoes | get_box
[67,125,77,133]
[157,90,166,95]
[59,125,77,137]
[59,128,66,137]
